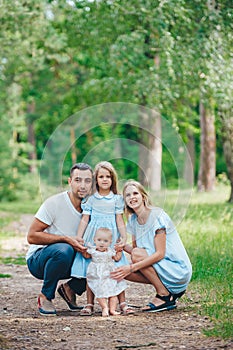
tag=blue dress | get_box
[127,207,192,294]
[71,191,129,278]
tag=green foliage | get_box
[0,0,232,199]
[0,256,26,266]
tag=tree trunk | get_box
[70,128,77,164]
[220,115,233,203]
[197,101,216,191]
[27,101,37,173]
[148,111,162,191]
[184,131,195,186]
[138,110,150,187]
[138,108,162,190]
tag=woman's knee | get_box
[131,247,148,263]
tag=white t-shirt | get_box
[26,191,82,260]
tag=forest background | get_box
[0,0,233,202]
[0,0,233,344]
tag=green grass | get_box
[0,189,232,339]
[0,199,41,214]
[0,256,26,266]
[0,273,11,278]
[175,186,233,339]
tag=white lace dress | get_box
[86,247,128,298]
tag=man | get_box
[26,163,93,316]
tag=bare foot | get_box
[102,308,109,317]
[109,310,121,316]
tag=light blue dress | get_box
[71,191,129,278]
[127,207,192,294]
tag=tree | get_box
[197,101,216,191]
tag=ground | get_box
[0,215,232,350]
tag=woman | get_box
[111,180,192,312]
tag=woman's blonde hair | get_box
[123,180,152,216]
[94,161,118,194]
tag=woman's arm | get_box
[123,235,137,254]
[111,230,166,280]
[132,230,166,272]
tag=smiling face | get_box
[124,184,144,212]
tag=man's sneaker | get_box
[38,295,57,316]
[57,284,82,311]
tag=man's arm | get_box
[27,218,86,252]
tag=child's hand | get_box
[86,242,93,249]
[114,237,126,251]
[114,245,123,253]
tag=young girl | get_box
[85,227,128,317]
[71,161,133,315]
[111,180,192,313]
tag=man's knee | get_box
[53,243,75,266]
[131,247,148,263]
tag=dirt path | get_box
[0,215,232,350]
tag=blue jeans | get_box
[27,243,86,300]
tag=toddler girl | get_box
[85,227,127,317]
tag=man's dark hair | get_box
[70,163,93,177]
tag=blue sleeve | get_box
[155,210,174,233]
[115,195,124,214]
[81,196,93,215]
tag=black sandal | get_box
[172,290,186,301]
[142,293,176,313]
[57,284,83,311]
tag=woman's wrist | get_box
[130,263,135,273]
[124,244,133,254]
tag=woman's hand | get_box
[110,265,131,281]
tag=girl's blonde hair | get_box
[123,180,152,216]
[95,227,112,240]
[94,161,118,194]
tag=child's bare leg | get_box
[109,296,120,316]
[86,285,95,306]
[118,291,135,315]
[80,284,94,316]
[96,297,109,317]
[118,290,125,305]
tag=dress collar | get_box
[94,191,114,199]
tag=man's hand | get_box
[76,236,85,245]
[69,237,87,253]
